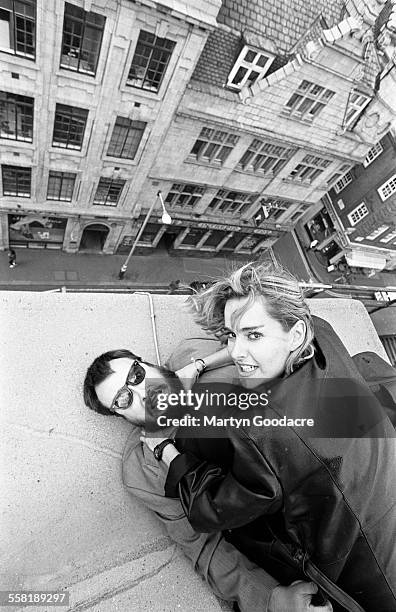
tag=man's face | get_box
[95,358,174,426]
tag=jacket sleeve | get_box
[165,429,283,533]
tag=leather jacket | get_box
[165,317,396,611]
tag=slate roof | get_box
[191,0,346,88]
[217,0,345,53]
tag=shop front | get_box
[117,216,275,256]
[8,214,67,249]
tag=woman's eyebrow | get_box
[239,325,266,332]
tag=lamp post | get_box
[118,191,172,280]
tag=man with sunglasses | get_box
[84,346,332,612]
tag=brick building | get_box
[0,0,395,258]
[305,130,396,273]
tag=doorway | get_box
[79,224,109,251]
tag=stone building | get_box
[0,0,220,253]
[0,0,395,258]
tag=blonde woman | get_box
[143,261,396,612]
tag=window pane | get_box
[60,3,104,75]
[231,66,247,86]
[0,0,36,57]
[127,30,175,92]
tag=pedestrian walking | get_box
[7,248,17,268]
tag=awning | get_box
[346,251,387,270]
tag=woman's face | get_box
[224,296,302,389]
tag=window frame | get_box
[46,171,76,202]
[107,116,147,160]
[60,3,105,76]
[343,90,371,130]
[188,127,240,166]
[288,154,332,184]
[0,91,34,142]
[93,177,126,206]
[363,142,383,167]
[227,45,275,91]
[208,189,258,216]
[52,103,88,151]
[164,183,205,209]
[2,164,31,197]
[378,173,396,202]
[238,139,295,175]
[0,0,36,59]
[347,202,369,226]
[333,171,353,194]
[126,30,176,93]
[283,80,335,123]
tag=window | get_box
[378,173,396,201]
[93,177,126,206]
[363,142,383,167]
[333,171,353,193]
[52,104,88,150]
[283,81,335,122]
[239,139,295,174]
[60,3,105,75]
[254,198,292,224]
[380,229,396,244]
[189,127,239,165]
[288,154,332,183]
[344,91,370,129]
[47,171,76,201]
[365,225,389,240]
[208,189,257,216]
[347,202,369,226]
[127,30,175,92]
[0,91,33,141]
[107,117,146,159]
[2,165,31,196]
[327,163,351,188]
[227,45,274,90]
[165,183,205,208]
[0,0,36,59]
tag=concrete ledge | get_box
[0,293,388,611]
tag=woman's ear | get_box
[289,320,306,351]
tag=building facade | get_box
[0,0,395,259]
[0,0,220,253]
[304,130,396,272]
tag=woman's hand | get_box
[175,361,201,391]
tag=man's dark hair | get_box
[83,349,142,417]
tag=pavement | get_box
[0,247,250,291]
[2,231,396,292]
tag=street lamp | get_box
[118,191,172,280]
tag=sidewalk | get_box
[0,247,249,290]
[292,225,396,289]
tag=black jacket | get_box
[165,317,396,611]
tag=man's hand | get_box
[268,581,333,612]
[140,429,168,452]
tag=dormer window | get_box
[227,45,274,90]
[343,91,370,130]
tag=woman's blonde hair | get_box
[189,261,315,375]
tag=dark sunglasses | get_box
[110,360,146,412]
